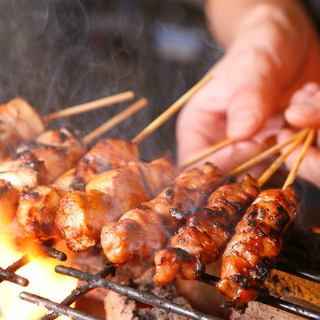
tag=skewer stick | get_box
[282,129,315,189]
[82,98,148,145]
[180,138,233,169]
[132,73,213,145]
[230,128,308,176]
[44,91,135,121]
[257,130,309,187]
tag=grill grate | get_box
[0,256,29,287]
[201,273,320,320]
[0,246,66,287]
[16,262,320,320]
[1,253,320,320]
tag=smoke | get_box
[0,0,222,160]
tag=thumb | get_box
[227,88,274,140]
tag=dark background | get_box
[0,0,223,160]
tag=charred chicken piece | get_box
[0,158,46,190]
[15,169,79,241]
[0,179,20,224]
[0,98,45,159]
[16,146,74,184]
[216,186,300,307]
[154,175,260,286]
[17,185,63,240]
[16,128,85,183]
[75,139,139,184]
[36,127,85,165]
[15,139,144,240]
[56,157,176,252]
[101,162,222,266]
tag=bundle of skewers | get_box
[0,74,317,318]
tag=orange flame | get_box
[0,221,77,319]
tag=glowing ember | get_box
[0,222,77,319]
[311,225,320,235]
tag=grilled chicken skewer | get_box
[216,130,314,307]
[2,98,146,187]
[15,128,86,183]
[16,138,142,241]
[0,92,134,160]
[101,162,222,265]
[0,98,45,160]
[153,130,309,286]
[0,127,85,189]
[12,100,148,238]
[16,75,211,246]
[154,175,260,286]
[55,157,176,252]
[0,127,85,226]
[216,186,299,307]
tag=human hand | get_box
[177,2,320,173]
[278,82,320,187]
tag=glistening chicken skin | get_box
[216,186,300,307]
[154,175,260,286]
[56,157,176,252]
[0,98,45,160]
[16,138,143,240]
[101,162,222,265]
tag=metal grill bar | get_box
[41,246,67,261]
[11,261,320,320]
[0,255,29,286]
[41,264,115,320]
[257,295,320,320]
[0,246,65,287]
[0,267,29,286]
[19,292,99,320]
[201,273,320,320]
[56,265,220,320]
[275,261,320,284]
[4,255,29,272]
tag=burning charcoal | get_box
[104,269,191,320]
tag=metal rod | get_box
[19,292,100,320]
[275,261,320,284]
[56,265,219,320]
[0,255,30,286]
[0,267,29,286]
[41,264,115,320]
[200,273,219,287]
[202,262,320,286]
[42,246,67,261]
[200,273,320,320]
[6,255,29,272]
[256,295,320,320]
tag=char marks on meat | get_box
[56,157,176,252]
[216,186,300,307]
[101,162,222,266]
[154,175,260,286]
[75,139,139,184]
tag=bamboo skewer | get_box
[44,91,135,121]
[180,138,233,169]
[82,98,148,145]
[282,129,315,189]
[257,130,309,187]
[230,128,308,176]
[132,73,213,145]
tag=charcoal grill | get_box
[1,250,320,320]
